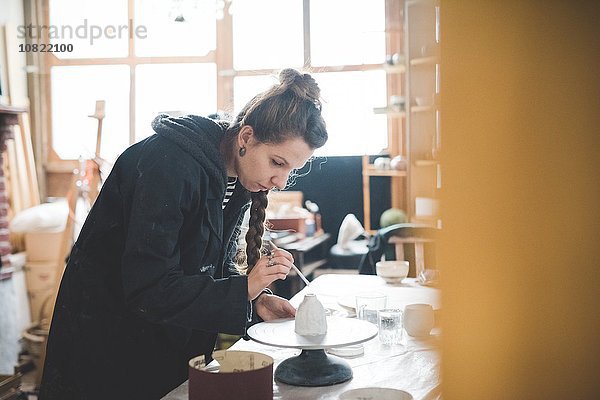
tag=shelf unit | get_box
[362,0,441,231]
[405,0,441,227]
[361,0,406,232]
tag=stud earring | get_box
[239,146,246,157]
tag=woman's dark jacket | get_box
[40,115,253,399]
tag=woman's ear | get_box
[238,125,255,147]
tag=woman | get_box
[40,68,328,399]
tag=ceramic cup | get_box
[403,304,434,337]
[355,292,387,325]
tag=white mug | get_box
[403,303,434,337]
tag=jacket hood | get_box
[151,114,229,187]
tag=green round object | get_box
[380,208,407,228]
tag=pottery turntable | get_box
[247,294,377,387]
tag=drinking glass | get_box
[378,309,403,345]
[355,292,387,325]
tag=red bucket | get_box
[188,350,274,400]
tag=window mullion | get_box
[216,2,234,113]
[128,0,135,145]
[303,0,311,68]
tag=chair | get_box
[358,223,438,277]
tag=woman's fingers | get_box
[269,246,294,263]
[265,256,293,270]
[265,264,291,281]
[281,301,297,317]
[248,252,296,299]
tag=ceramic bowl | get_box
[340,387,413,400]
[390,155,407,171]
[376,261,409,284]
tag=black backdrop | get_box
[286,155,391,246]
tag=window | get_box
[51,65,130,161]
[233,75,279,112]
[313,71,387,156]
[310,0,386,66]
[134,0,216,57]
[49,0,129,59]
[45,0,390,163]
[231,0,388,156]
[232,0,304,70]
[135,63,217,140]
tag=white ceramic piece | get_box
[295,294,328,336]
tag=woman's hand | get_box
[255,293,296,321]
[247,246,295,301]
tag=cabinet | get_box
[405,0,441,226]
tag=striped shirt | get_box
[222,177,237,209]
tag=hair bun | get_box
[279,68,321,109]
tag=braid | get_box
[244,191,269,273]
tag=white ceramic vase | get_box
[294,294,328,336]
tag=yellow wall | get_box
[440,1,600,399]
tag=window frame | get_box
[42,0,402,170]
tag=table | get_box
[163,274,441,400]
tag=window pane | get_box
[310,0,385,66]
[134,0,216,57]
[313,71,388,156]
[51,65,130,161]
[49,0,128,59]
[232,0,303,70]
[233,74,279,115]
[135,63,217,140]
[235,71,387,157]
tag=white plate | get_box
[337,295,357,310]
[246,317,378,350]
[326,344,364,358]
[340,387,414,400]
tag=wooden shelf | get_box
[411,105,434,113]
[383,64,406,74]
[363,165,407,177]
[414,159,438,167]
[373,107,406,117]
[410,56,438,66]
